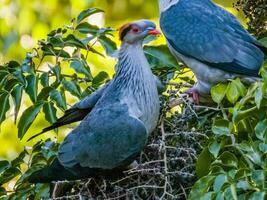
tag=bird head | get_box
[119,20,161,44]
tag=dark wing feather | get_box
[27,82,111,141]
[58,104,147,169]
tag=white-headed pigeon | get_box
[28,20,161,182]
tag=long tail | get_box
[27,108,90,141]
[28,159,79,183]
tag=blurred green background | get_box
[0,0,240,160]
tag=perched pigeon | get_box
[28,20,161,183]
[159,0,266,103]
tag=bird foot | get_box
[184,88,200,104]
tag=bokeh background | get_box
[0,0,241,160]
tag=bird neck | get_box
[159,0,180,12]
[115,41,153,84]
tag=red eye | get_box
[132,28,140,33]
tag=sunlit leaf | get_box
[208,140,221,158]
[255,119,267,142]
[92,71,109,86]
[196,147,213,177]
[189,175,215,199]
[218,151,238,168]
[213,174,228,192]
[211,83,228,104]
[0,160,10,174]
[62,79,81,98]
[226,81,240,104]
[212,119,231,136]
[144,45,178,69]
[18,102,44,139]
[37,86,54,101]
[11,84,23,122]
[25,74,38,103]
[49,89,67,110]
[77,8,104,24]
[98,35,117,56]
[64,34,87,49]
[250,192,266,200]
[43,102,57,124]
[76,22,99,35]
[224,185,237,200]
[70,59,92,78]
[40,72,49,87]
[0,92,10,125]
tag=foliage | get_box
[0,3,266,200]
[189,61,267,199]
[234,0,267,37]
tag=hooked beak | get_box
[148,29,161,36]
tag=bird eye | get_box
[132,28,140,33]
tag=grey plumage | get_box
[159,0,266,97]
[28,20,161,183]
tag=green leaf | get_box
[70,59,92,78]
[251,170,265,189]
[37,86,54,101]
[34,183,50,199]
[50,65,61,85]
[62,80,81,98]
[98,35,117,56]
[76,22,99,34]
[92,71,109,86]
[49,36,64,48]
[236,180,251,190]
[144,45,179,69]
[64,34,87,49]
[0,186,6,196]
[18,102,43,139]
[4,78,20,91]
[226,81,240,104]
[12,69,26,85]
[0,167,21,185]
[25,74,38,103]
[211,83,228,104]
[41,45,71,58]
[218,152,238,168]
[11,84,23,122]
[232,78,246,96]
[0,160,10,174]
[40,72,49,87]
[238,142,261,165]
[213,174,228,192]
[250,192,266,200]
[255,119,267,142]
[189,175,215,199]
[208,141,221,158]
[224,185,237,200]
[77,8,104,24]
[0,92,10,125]
[259,37,267,48]
[43,102,57,124]
[254,83,266,109]
[212,119,231,136]
[49,89,67,110]
[196,147,213,177]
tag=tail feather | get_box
[27,108,90,141]
[28,159,78,183]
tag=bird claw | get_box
[184,88,200,104]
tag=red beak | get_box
[148,29,161,36]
